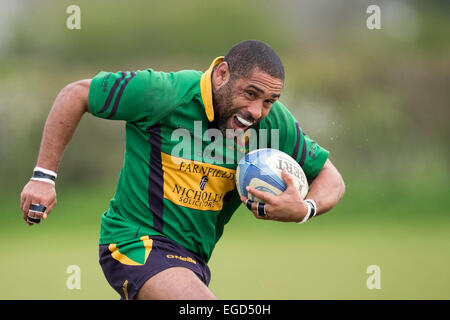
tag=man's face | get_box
[212,66,283,135]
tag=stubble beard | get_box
[212,80,236,135]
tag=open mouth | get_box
[233,115,253,129]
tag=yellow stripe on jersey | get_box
[200,56,224,122]
[161,152,236,211]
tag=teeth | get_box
[236,116,252,127]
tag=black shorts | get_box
[99,235,211,300]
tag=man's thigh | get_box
[99,235,213,300]
[135,267,217,300]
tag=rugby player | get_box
[20,40,345,300]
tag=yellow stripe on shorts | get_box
[108,236,153,266]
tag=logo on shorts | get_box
[199,176,209,190]
[166,254,197,264]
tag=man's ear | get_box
[212,62,231,89]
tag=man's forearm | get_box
[306,159,345,216]
[36,80,91,172]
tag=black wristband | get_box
[298,199,317,224]
[305,199,317,218]
[32,171,56,181]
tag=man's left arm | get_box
[303,158,345,216]
[242,158,345,222]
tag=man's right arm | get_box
[36,79,91,172]
[20,68,190,225]
[20,79,91,225]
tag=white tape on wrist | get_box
[31,166,57,185]
[30,177,55,185]
[34,167,57,178]
[297,199,317,224]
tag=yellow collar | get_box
[200,56,224,122]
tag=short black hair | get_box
[223,40,285,82]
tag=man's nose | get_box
[246,101,263,121]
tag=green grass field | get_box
[2,177,449,299]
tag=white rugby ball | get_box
[236,148,309,202]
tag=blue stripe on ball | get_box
[245,149,286,189]
[237,150,287,199]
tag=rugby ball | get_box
[236,148,309,202]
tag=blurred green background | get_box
[1,0,449,299]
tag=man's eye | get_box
[246,91,255,98]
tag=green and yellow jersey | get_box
[88,57,329,262]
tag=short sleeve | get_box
[259,101,329,181]
[88,69,198,123]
